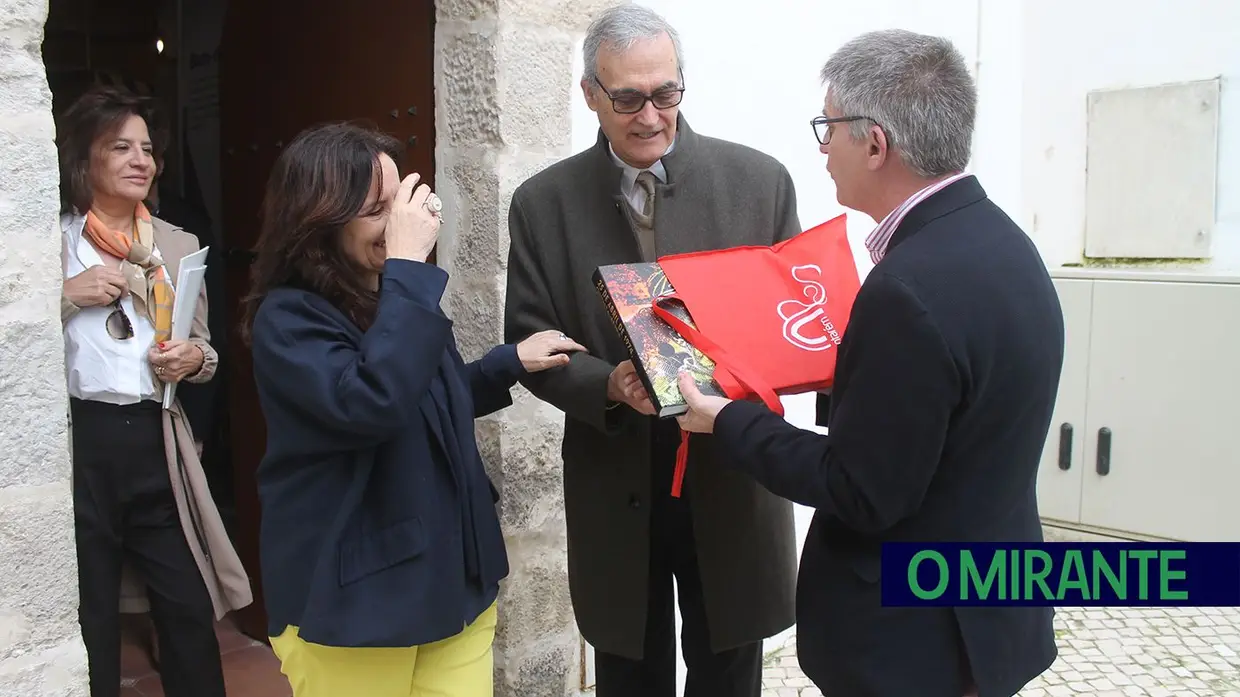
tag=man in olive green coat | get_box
[503,6,800,696]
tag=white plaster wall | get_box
[568,0,1238,683]
[573,0,1240,271]
[1017,0,1240,271]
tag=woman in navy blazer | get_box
[239,123,584,697]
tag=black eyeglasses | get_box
[810,115,879,145]
[105,298,134,341]
[594,72,685,115]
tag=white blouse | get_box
[61,213,162,405]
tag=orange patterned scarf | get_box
[82,203,175,342]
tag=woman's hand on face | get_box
[63,265,127,308]
[148,340,204,383]
[516,330,587,373]
[384,172,441,263]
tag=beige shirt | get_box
[609,141,673,212]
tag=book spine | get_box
[592,271,667,415]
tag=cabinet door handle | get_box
[1096,427,1112,475]
[1057,423,1073,470]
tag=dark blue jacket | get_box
[250,259,525,648]
[714,177,1062,697]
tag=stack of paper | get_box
[163,246,209,409]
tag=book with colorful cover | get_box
[592,262,725,417]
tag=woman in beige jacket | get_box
[57,85,251,697]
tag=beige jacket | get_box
[61,214,253,620]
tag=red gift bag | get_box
[651,214,861,496]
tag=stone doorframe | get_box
[0,0,622,694]
[435,1,626,694]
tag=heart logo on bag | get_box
[777,264,844,352]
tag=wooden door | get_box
[219,0,437,640]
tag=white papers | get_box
[163,246,209,409]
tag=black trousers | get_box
[594,423,763,697]
[70,398,224,697]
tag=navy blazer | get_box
[250,259,525,648]
[713,177,1063,697]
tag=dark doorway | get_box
[43,0,438,644]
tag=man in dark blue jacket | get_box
[676,29,1064,697]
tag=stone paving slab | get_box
[762,606,1240,696]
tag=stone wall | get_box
[0,0,625,692]
[434,0,623,694]
[0,0,90,694]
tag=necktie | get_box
[631,171,658,261]
[634,171,657,227]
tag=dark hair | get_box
[239,123,403,345]
[56,85,169,214]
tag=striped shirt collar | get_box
[864,171,971,264]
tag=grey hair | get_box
[582,4,685,85]
[820,29,976,178]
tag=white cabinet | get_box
[1036,278,1092,523]
[1037,272,1240,541]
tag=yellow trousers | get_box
[270,602,497,697]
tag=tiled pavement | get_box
[761,606,1240,697]
[119,605,1240,696]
